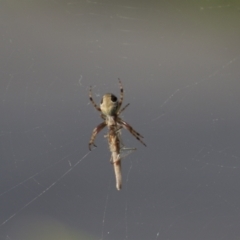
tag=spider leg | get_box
[119,119,144,138]
[89,122,106,150]
[119,119,147,147]
[118,103,130,115]
[89,86,101,112]
[118,78,124,110]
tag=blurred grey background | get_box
[0,0,240,239]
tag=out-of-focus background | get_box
[0,0,240,239]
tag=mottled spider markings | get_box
[88,79,146,190]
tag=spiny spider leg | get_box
[119,119,147,147]
[89,86,101,112]
[89,122,106,150]
[119,119,144,138]
[118,103,130,115]
[118,78,124,110]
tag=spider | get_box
[88,78,146,151]
[89,79,146,190]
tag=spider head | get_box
[100,93,119,116]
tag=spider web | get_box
[0,0,240,239]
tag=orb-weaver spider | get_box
[88,79,146,190]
